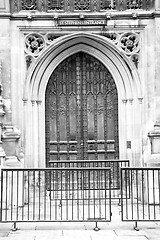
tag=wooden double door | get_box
[45,52,119,167]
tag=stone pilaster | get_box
[146,15,160,166]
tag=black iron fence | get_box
[2,165,160,231]
[49,159,129,199]
[121,167,160,227]
[0,168,111,228]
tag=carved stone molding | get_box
[24,31,140,70]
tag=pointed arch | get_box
[23,32,143,167]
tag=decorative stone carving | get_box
[102,32,118,44]
[25,33,45,56]
[127,0,142,9]
[119,32,139,55]
[45,33,60,44]
[26,55,34,69]
[24,31,140,69]
[11,0,152,12]
[100,0,116,10]
[21,0,37,10]
[131,54,139,68]
[48,0,64,10]
[74,0,90,10]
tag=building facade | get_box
[0,0,159,168]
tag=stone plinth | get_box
[2,125,20,158]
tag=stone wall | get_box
[0,0,160,167]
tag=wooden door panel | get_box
[45,52,119,166]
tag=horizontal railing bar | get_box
[49,159,130,163]
[1,167,111,171]
[121,167,160,170]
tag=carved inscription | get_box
[58,20,106,25]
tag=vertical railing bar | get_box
[109,169,111,221]
[60,169,63,221]
[125,169,128,220]
[93,169,95,219]
[136,169,139,220]
[141,169,145,220]
[33,170,35,221]
[153,170,156,219]
[72,169,74,221]
[22,171,24,221]
[55,170,57,221]
[104,169,106,220]
[11,170,13,221]
[65,170,68,221]
[147,169,150,219]
[82,170,84,220]
[44,170,46,221]
[88,170,90,220]
[69,168,71,220]
[121,168,123,221]
[98,169,101,219]
[131,170,134,220]
[5,171,8,221]
[16,171,19,221]
[38,170,41,220]
[49,170,51,220]
[27,170,29,221]
[1,169,3,222]
[158,170,160,213]
[77,170,79,220]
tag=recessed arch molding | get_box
[24,32,142,103]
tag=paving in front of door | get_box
[0,202,160,240]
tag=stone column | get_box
[147,17,160,166]
[0,61,6,167]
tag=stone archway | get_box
[23,32,143,168]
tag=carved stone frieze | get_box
[12,0,151,12]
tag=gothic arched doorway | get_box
[45,52,119,166]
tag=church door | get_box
[45,52,119,167]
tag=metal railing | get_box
[0,168,111,229]
[49,159,130,198]
[121,167,160,229]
